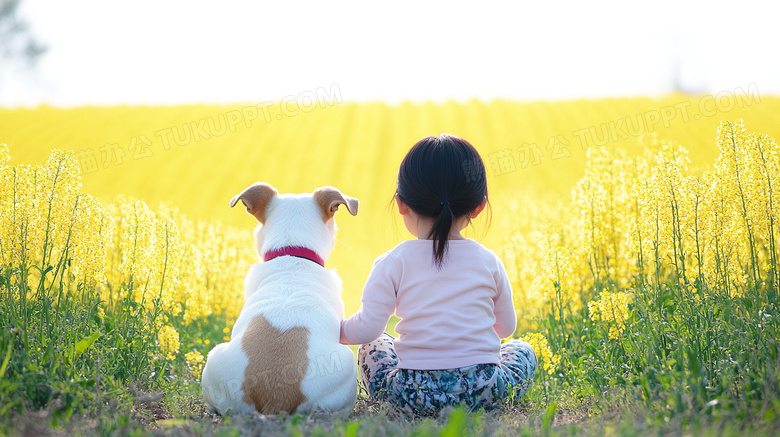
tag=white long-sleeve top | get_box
[340,239,517,370]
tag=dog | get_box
[201,182,359,416]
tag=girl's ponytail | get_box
[429,201,454,268]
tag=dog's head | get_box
[229,182,358,262]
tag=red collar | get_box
[263,246,325,267]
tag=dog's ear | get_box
[230,182,278,223]
[313,186,358,222]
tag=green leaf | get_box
[542,401,558,429]
[686,347,700,378]
[344,422,360,437]
[640,372,651,402]
[441,407,467,437]
[662,295,677,315]
[74,331,101,360]
[290,413,303,426]
[0,398,21,417]
[0,339,13,379]
[157,419,194,428]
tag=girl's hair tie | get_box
[440,199,450,207]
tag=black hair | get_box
[395,133,489,268]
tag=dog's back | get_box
[240,259,356,414]
[241,315,308,414]
[201,183,358,416]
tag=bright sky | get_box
[2,0,779,107]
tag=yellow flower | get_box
[520,332,560,375]
[185,351,205,379]
[107,196,253,326]
[588,290,633,339]
[527,230,580,312]
[158,325,180,360]
[573,147,639,289]
[0,147,113,294]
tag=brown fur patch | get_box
[230,183,278,224]
[241,315,309,415]
[313,186,359,222]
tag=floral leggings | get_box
[357,333,537,415]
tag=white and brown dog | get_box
[201,182,358,416]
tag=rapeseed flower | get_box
[158,325,180,360]
[521,332,560,375]
[588,290,633,339]
[185,351,205,379]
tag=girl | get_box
[340,133,537,415]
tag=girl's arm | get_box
[339,253,398,345]
[493,257,517,339]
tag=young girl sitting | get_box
[340,133,537,415]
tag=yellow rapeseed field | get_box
[3,90,778,319]
[2,90,779,356]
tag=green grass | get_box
[2,262,779,436]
